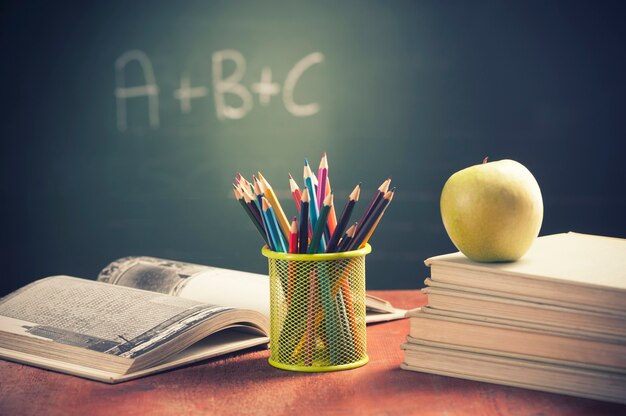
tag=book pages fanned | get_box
[0,276,231,359]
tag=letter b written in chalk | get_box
[212,49,253,120]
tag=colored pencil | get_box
[334,290,355,359]
[289,216,298,254]
[238,185,267,239]
[268,200,288,253]
[308,193,333,254]
[337,262,360,351]
[236,177,261,217]
[355,178,390,236]
[359,188,395,248]
[337,223,357,252]
[318,259,338,365]
[317,154,335,242]
[298,189,310,254]
[310,161,319,188]
[288,173,302,212]
[303,160,322,248]
[260,198,277,251]
[234,185,268,245]
[277,263,311,361]
[325,183,360,253]
[325,177,337,236]
[237,176,253,198]
[316,152,328,211]
[233,185,248,215]
[262,197,285,252]
[253,175,264,208]
[237,173,253,195]
[287,216,298,305]
[238,174,259,209]
[303,269,317,365]
[258,172,291,240]
[348,188,394,251]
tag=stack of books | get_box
[401,232,626,404]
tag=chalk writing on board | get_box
[251,67,280,107]
[114,50,160,131]
[114,50,324,131]
[174,73,209,114]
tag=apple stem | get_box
[482,156,489,164]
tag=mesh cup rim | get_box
[262,244,371,261]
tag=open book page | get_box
[98,256,270,316]
[98,256,406,321]
[0,276,234,359]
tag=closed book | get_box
[425,232,626,313]
[407,309,626,373]
[423,286,626,338]
[401,339,626,404]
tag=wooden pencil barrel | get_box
[262,244,371,372]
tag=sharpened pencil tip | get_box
[304,159,309,166]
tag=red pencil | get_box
[288,173,302,213]
[289,216,298,254]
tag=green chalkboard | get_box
[1,1,625,295]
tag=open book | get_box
[0,257,405,383]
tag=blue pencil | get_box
[263,197,288,253]
[261,197,280,251]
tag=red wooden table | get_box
[1,290,624,416]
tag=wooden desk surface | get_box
[1,290,624,416]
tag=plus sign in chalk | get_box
[251,67,281,106]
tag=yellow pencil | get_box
[258,172,291,239]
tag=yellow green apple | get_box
[440,159,543,262]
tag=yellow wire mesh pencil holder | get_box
[262,244,370,372]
